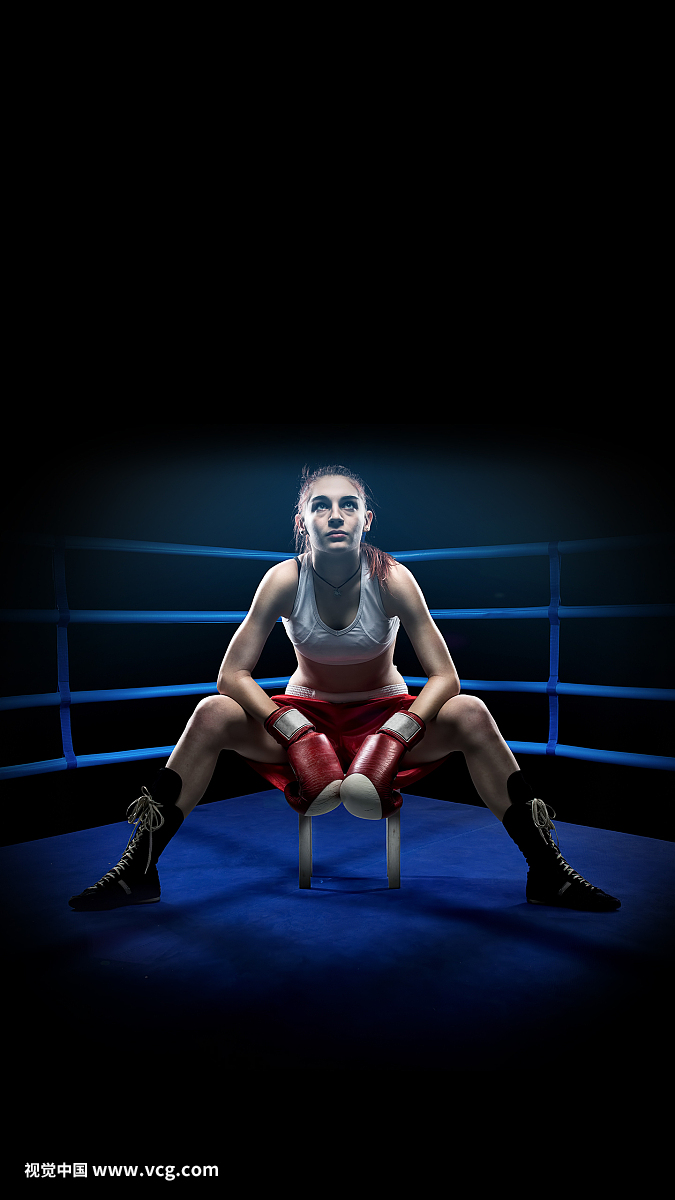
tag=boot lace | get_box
[529,798,594,890]
[529,797,559,848]
[94,787,166,888]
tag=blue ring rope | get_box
[1,533,673,780]
[2,603,674,622]
[6,532,672,559]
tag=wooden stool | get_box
[298,809,400,889]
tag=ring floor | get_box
[5,792,674,1090]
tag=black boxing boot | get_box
[68,768,184,911]
[502,771,620,911]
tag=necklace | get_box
[312,558,361,597]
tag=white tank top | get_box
[281,554,400,665]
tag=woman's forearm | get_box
[218,670,281,725]
[407,674,460,725]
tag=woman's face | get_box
[299,475,372,556]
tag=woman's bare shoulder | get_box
[251,555,301,620]
[378,560,427,618]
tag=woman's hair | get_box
[293,463,397,587]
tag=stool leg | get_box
[387,809,400,888]
[299,813,312,889]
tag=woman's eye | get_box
[312,500,356,511]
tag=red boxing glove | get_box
[264,706,343,816]
[340,711,426,820]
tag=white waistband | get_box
[285,683,408,704]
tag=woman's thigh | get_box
[190,695,289,764]
[404,694,496,765]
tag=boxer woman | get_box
[69,465,620,912]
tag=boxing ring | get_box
[3,531,675,1084]
[1,532,673,781]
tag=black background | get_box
[1,421,673,844]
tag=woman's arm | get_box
[217,559,298,724]
[382,562,460,724]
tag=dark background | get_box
[1,421,673,845]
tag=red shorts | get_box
[244,693,450,794]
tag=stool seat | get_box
[298,809,400,888]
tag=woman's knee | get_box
[438,694,496,747]
[188,695,243,749]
